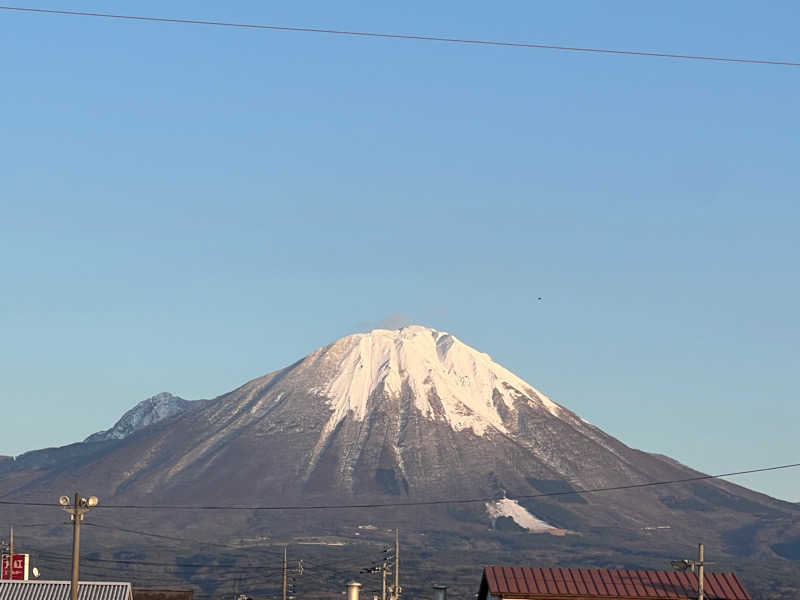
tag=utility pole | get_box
[698,543,705,600]
[70,495,81,600]
[3,525,13,580]
[290,559,302,599]
[381,559,387,600]
[59,493,98,600]
[392,529,400,600]
[361,544,393,600]
[671,542,711,600]
[282,545,288,600]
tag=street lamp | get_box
[59,493,98,600]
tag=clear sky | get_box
[2,1,798,501]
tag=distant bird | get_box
[537,297,543,301]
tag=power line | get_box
[80,522,290,573]
[82,521,286,556]
[41,523,376,572]
[38,550,281,571]
[1,5,799,68]
[36,554,272,583]
[1,462,798,511]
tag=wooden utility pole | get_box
[671,543,711,600]
[393,529,399,600]
[59,492,97,600]
[70,493,82,600]
[5,525,13,580]
[698,543,705,600]
[381,561,387,600]
[282,545,288,600]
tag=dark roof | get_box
[132,589,193,600]
[479,566,751,600]
[0,581,133,600]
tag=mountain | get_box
[84,392,196,443]
[2,326,799,599]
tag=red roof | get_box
[480,566,751,600]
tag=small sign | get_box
[1,553,30,580]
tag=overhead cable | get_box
[1,462,798,511]
[1,5,799,67]
[38,550,280,571]
[83,521,285,555]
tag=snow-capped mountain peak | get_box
[85,392,194,443]
[310,325,562,437]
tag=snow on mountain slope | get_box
[310,325,562,438]
[66,326,649,499]
[5,321,800,582]
[486,498,556,533]
[84,392,194,442]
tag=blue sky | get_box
[1,1,798,500]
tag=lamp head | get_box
[86,496,99,507]
[58,496,70,506]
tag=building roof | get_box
[0,581,133,600]
[132,590,193,600]
[479,566,751,600]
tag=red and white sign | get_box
[1,553,30,580]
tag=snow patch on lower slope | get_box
[486,498,555,533]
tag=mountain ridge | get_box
[2,325,799,599]
[84,391,198,443]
